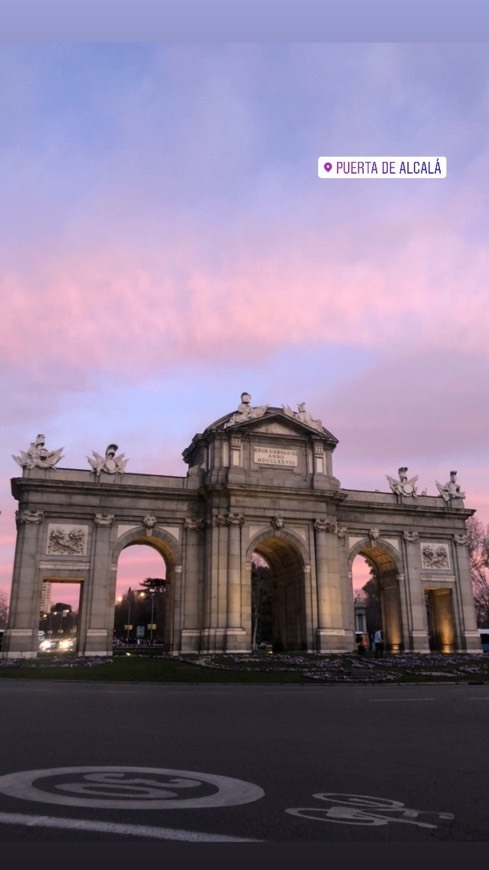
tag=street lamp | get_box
[138,591,156,645]
[117,595,132,642]
[139,580,167,646]
[149,591,156,645]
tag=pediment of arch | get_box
[226,409,338,445]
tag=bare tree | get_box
[0,589,8,628]
[466,516,489,627]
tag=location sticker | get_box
[318,155,447,179]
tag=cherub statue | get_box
[13,434,64,469]
[386,467,418,497]
[88,443,128,475]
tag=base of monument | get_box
[194,627,249,654]
[315,628,352,653]
[179,629,202,653]
[224,627,248,652]
[408,631,431,653]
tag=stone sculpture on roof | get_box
[386,467,418,498]
[87,443,128,475]
[223,392,268,428]
[282,401,324,432]
[436,470,466,504]
[12,434,64,469]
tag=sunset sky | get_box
[1,38,489,608]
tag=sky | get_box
[1,37,489,608]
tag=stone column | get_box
[401,531,430,653]
[180,518,204,653]
[200,514,228,653]
[79,513,115,657]
[1,510,44,659]
[453,533,480,652]
[314,519,350,652]
[225,513,247,651]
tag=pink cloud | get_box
[1,216,488,383]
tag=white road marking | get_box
[368,698,435,702]
[0,811,261,841]
[286,793,454,830]
[0,766,265,810]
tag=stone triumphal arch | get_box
[2,394,480,658]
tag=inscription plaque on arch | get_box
[253,446,298,467]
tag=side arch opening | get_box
[349,541,404,653]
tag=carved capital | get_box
[94,513,115,527]
[336,526,347,539]
[16,509,44,525]
[403,530,419,543]
[227,513,245,526]
[184,517,205,531]
[453,533,468,546]
[215,514,229,527]
[314,518,337,533]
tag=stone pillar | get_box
[314,519,350,652]
[200,514,228,653]
[402,531,430,653]
[453,533,480,652]
[180,518,205,653]
[78,513,115,657]
[225,513,247,651]
[2,510,44,659]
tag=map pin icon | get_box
[324,162,332,172]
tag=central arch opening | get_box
[252,536,307,652]
[114,539,174,649]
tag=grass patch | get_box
[0,650,488,684]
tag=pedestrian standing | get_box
[374,628,384,658]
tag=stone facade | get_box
[2,399,480,658]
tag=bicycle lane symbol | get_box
[286,793,455,829]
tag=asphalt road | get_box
[0,679,488,848]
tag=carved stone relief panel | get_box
[47,524,88,556]
[420,542,450,570]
